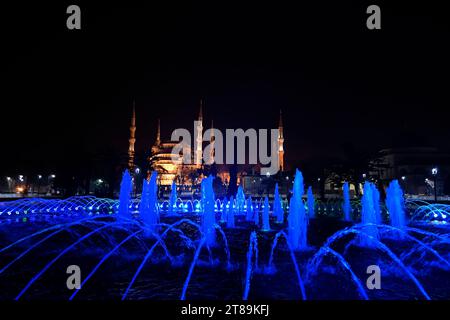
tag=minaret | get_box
[278,109,284,172]
[128,102,136,171]
[198,99,203,122]
[195,99,203,167]
[156,118,161,146]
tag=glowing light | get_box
[16,187,24,193]
[432,168,438,175]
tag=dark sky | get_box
[1,1,449,175]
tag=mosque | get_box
[126,101,285,191]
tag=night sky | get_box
[2,1,449,176]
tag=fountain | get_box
[220,197,228,223]
[386,179,406,233]
[227,196,235,228]
[243,231,259,300]
[254,202,260,226]
[371,183,382,224]
[261,196,270,231]
[0,168,449,301]
[342,182,352,221]
[307,186,315,219]
[246,196,253,221]
[201,176,216,247]
[273,183,284,223]
[168,180,178,215]
[236,186,246,214]
[139,171,159,236]
[359,181,379,247]
[117,170,133,220]
[287,169,308,250]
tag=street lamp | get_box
[37,175,42,196]
[362,173,367,179]
[49,174,56,196]
[432,167,438,202]
[6,177,12,193]
[401,176,407,194]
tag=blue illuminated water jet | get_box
[262,196,270,231]
[246,196,253,221]
[273,183,284,223]
[168,180,178,215]
[243,231,258,300]
[254,202,260,226]
[386,179,406,233]
[371,183,381,224]
[359,181,379,247]
[342,182,352,221]
[288,169,308,250]
[227,196,235,228]
[220,197,228,223]
[307,186,315,219]
[201,176,216,247]
[139,171,159,236]
[118,170,133,220]
[267,230,307,300]
[236,186,246,214]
